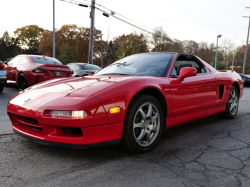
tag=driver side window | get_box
[171,55,209,77]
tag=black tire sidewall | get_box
[123,95,164,153]
[18,74,27,91]
[0,84,4,93]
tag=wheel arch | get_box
[128,87,168,128]
[232,81,240,96]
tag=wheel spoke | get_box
[232,90,236,98]
[146,105,152,117]
[230,104,233,111]
[151,113,158,123]
[134,121,144,129]
[229,99,233,104]
[151,127,157,133]
[138,108,146,120]
[137,129,146,141]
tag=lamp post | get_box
[242,8,250,74]
[101,34,103,68]
[215,34,222,69]
[53,0,55,58]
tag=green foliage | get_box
[0,31,21,61]
[216,62,227,70]
[57,43,74,64]
[14,25,44,54]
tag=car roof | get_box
[68,63,99,66]
[17,54,56,59]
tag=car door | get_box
[6,57,22,81]
[170,55,219,122]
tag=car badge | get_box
[57,68,60,70]
[24,98,31,102]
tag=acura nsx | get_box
[7,52,243,153]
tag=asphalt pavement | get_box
[0,85,250,187]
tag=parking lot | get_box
[0,85,250,187]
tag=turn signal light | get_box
[109,107,121,114]
[50,110,87,118]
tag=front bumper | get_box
[7,109,123,147]
[14,130,121,149]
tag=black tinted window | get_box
[32,57,62,65]
[80,64,101,70]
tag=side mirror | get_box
[89,72,94,76]
[178,67,197,81]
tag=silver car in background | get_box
[67,63,102,77]
[0,61,7,93]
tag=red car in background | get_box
[7,52,244,153]
[6,55,72,90]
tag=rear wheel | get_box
[0,84,4,93]
[17,73,27,91]
[218,85,239,119]
[122,95,164,153]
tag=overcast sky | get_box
[1,0,250,49]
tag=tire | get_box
[218,85,239,119]
[122,94,164,153]
[17,73,27,91]
[0,84,4,93]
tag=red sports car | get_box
[7,52,243,153]
[6,55,72,90]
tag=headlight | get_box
[50,110,87,118]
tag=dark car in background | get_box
[6,55,72,90]
[240,74,250,87]
[0,61,7,93]
[67,63,101,77]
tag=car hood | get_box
[8,76,133,111]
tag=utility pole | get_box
[88,0,95,64]
[242,14,250,74]
[101,34,103,68]
[53,0,55,58]
[232,25,237,71]
[215,34,222,69]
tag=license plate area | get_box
[54,71,62,76]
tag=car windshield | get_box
[95,53,174,77]
[32,57,62,65]
[80,64,101,70]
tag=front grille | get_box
[8,112,43,133]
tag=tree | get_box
[39,24,102,64]
[14,25,44,54]
[216,62,227,70]
[0,31,21,61]
[57,43,74,64]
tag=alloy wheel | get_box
[228,89,238,116]
[133,102,160,147]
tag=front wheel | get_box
[218,85,239,119]
[17,73,27,91]
[122,95,164,153]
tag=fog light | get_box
[109,107,121,114]
[50,110,87,118]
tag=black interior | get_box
[171,54,208,77]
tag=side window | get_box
[74,65,80,71]
[19,57,29,65]
[172,56,209,76]
[68,64,75,70]
[8,57,21,66]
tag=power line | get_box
[210,0,243,16]
[163,0,246,39]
